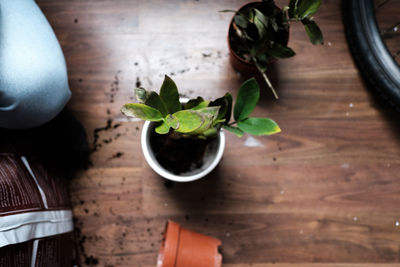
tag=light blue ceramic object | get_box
[0,0,71,129]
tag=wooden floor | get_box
[37,0,400,266]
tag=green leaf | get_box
[192,101,210,110]
[219,9,239,13]
[210,93,233,122]
[237,117,281,136]
[135,88,151,103]
[234,14,248,28]
[209,96,228,121]
[267,43,296,59]
[254,9,269,28]
[159,75,181,113]
[203,127,218,138]
[254,9,268,38]
[224,93,233,123]
[243,9,255,23]
[173,110,204,133]
[254,54,269,70]
[196,106,220,120]
[234,78,260,121]
[184,97,204,110]
[268,17,278,32]
[155,122,170,134]
[223,125,244,137]
[297,0,321,19]
[213,119,226,125]
[302,19,324,44]
[144,92,168,117]
[165,114,179,129]
[288,0,299,19]
[189,113,213,134]
[121,104,163,121]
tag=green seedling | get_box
[121,75,281,139]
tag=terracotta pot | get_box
[157,221,222,267]
[227,2,288,75]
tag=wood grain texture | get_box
[35,0,400,266]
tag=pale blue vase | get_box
[0,0,71,129]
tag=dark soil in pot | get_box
[150,131,214,175]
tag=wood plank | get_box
[35,0,400,266]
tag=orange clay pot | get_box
[157,221,222,267]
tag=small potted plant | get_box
[121,75,280,182]
[224,0,324,99]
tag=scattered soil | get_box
[136,77,141,88]
[108,71,121,103]
[108,152,124,161]
[93,119,113,151]
[85,256,99,265]
[150,131,211,174]
[92,88,126,156]
[74,217,99,266]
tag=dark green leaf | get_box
[224,93,233,123]
[184,97,204,110]
[144,92,168,117]
[254,9,269,28]
[155,122,170,134]
[234,78,260,121]
[219,9,240,13]
[159,75,181,113]
[244,9,255,23]
[302,19,324,44]
[234,14,248,28]
[135,88,151,103]
[254,9,268,38]
[288,0,298,18]
[254,54,269,70]
[192,101,210,110]
[267,43,296,59]
[237,117,281,136]
[297,0,321,19]
[121,104,163,121]
[269,17,278,32]
[232,21,254,42]
[223,125,244,137]
[209,96,228,121]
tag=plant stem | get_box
[253,57,279,99]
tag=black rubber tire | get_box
[342,0,400,109]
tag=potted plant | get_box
[121,75,280,182]
[224,0,324,99]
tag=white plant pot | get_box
[141,121,226,182]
